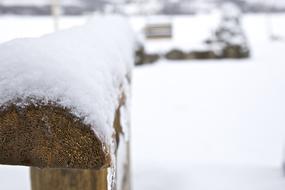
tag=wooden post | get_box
[0,103,110,170]
[30,168,108,190]
[28,96,131,190]
[0,17,133,190]
[0,91,131,190]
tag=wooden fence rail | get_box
[0,16,134,190]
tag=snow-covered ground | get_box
[132,14,285,190]
[0,16,88,43]
[0,14,285,189]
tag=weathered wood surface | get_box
[30,168,108,190]
[0,91,131,190]
[0,102,110,170]
[27,95,131,190]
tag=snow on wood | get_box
[0,15,135,170]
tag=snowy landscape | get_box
[0,12,285,190]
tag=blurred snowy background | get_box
[0,0,285,15]
[0,0,285,190]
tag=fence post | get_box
[0,16,133,190]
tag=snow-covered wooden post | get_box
[0,16,134,190]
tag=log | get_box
[0,16,133,190]
[0,101,110,170]
[0,92,131,190]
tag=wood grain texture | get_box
[29,99,131,190]
[0,101,110,169]
[30,167,108,190]
[0,83,131,190]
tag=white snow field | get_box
[0,14,285,189]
